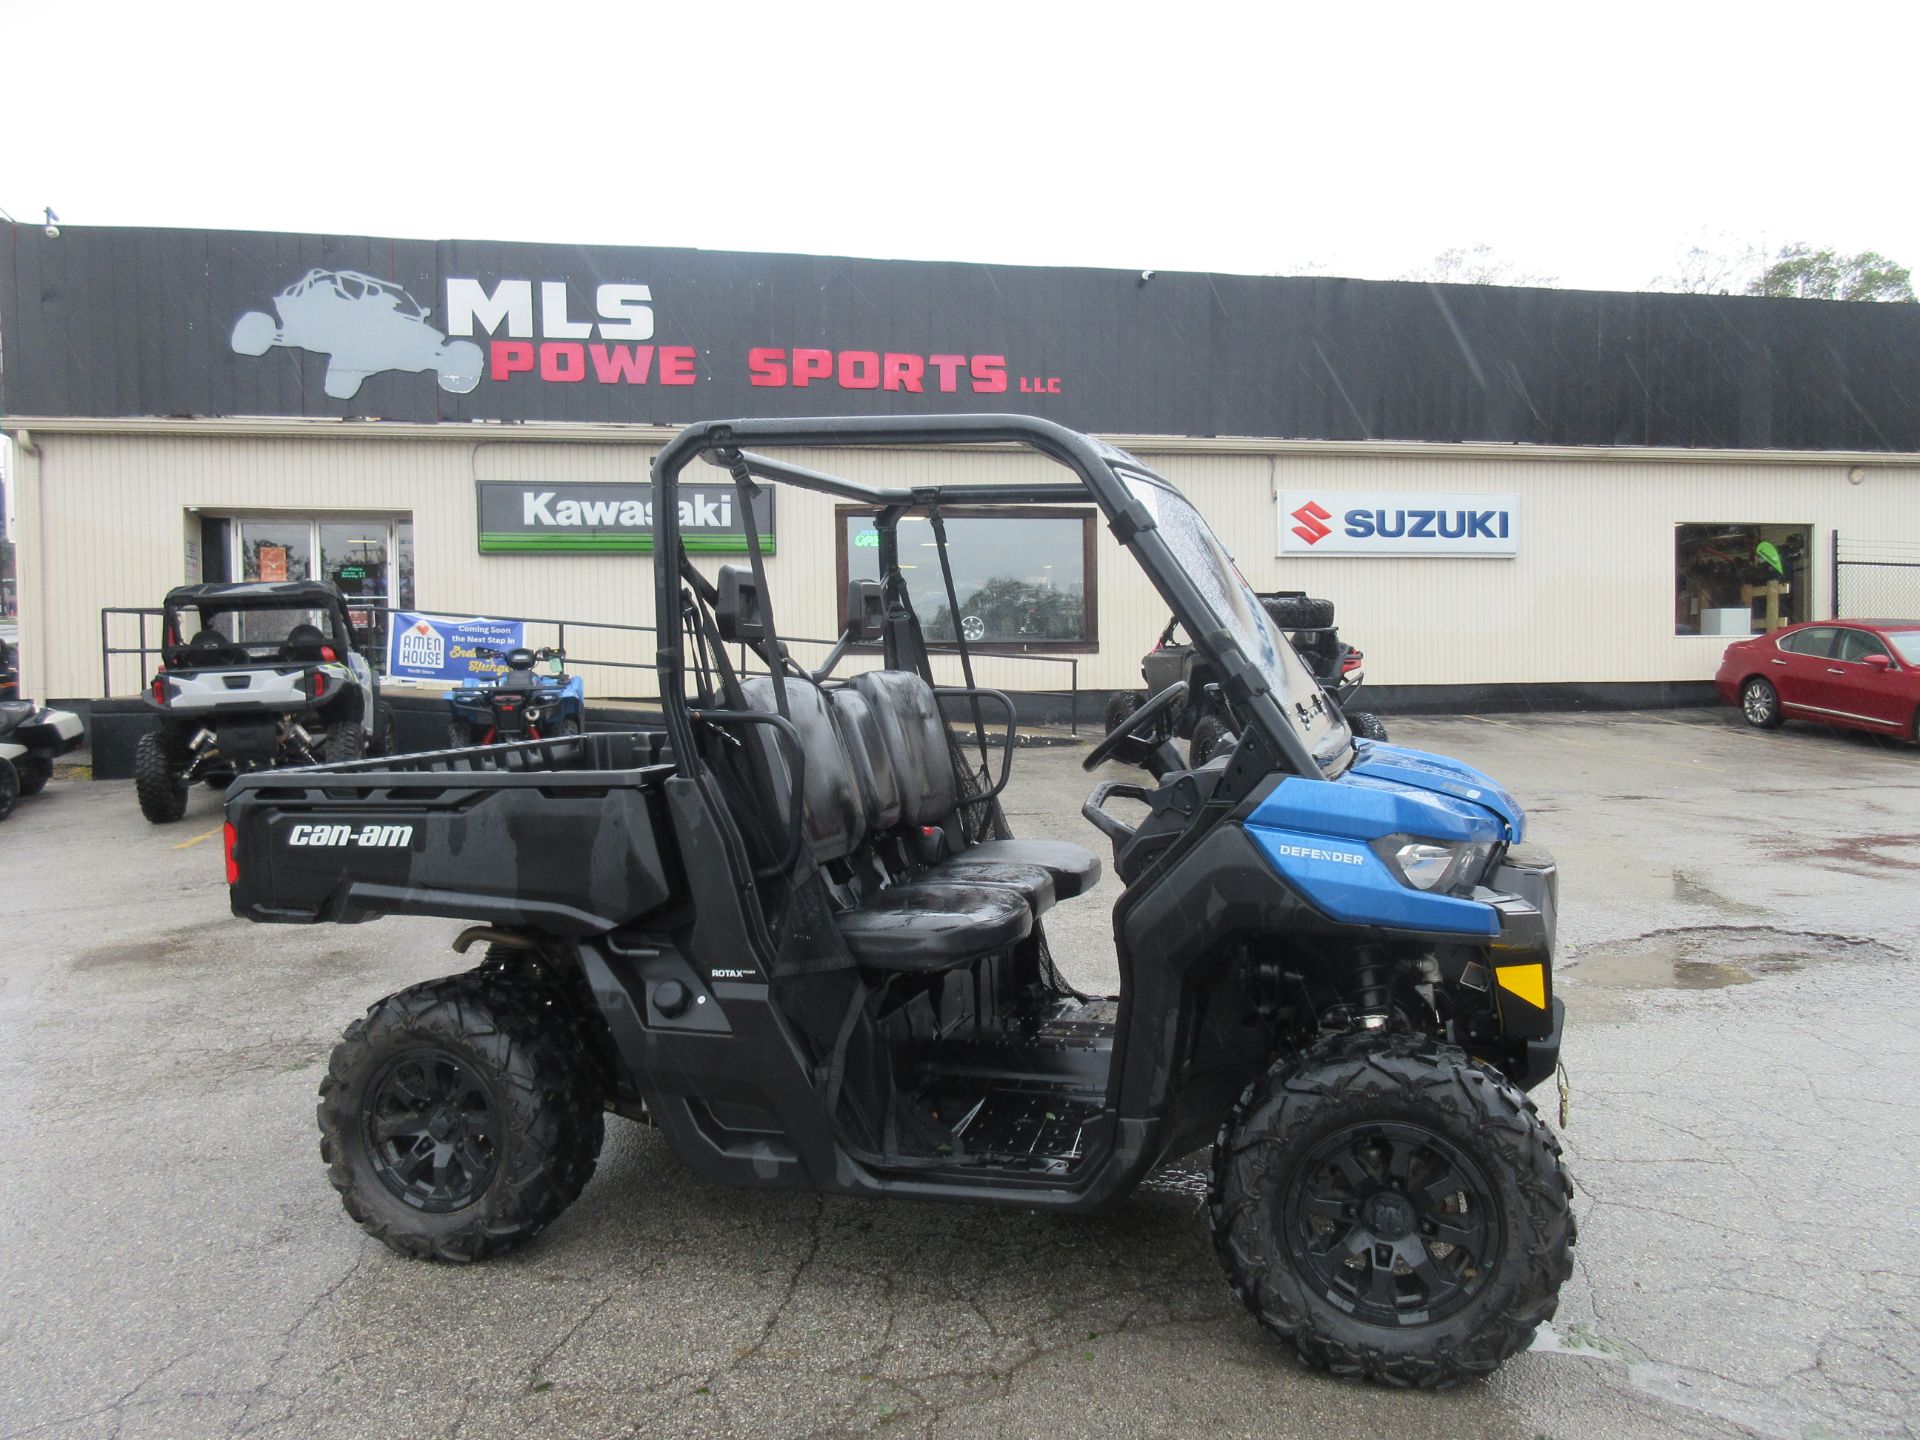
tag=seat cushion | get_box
[739,676,867,864]
[927,860,1056,916]
[828,685,902,831]
[849,670,955,827]
[834,882,1033,972]
[939,839,1102,900]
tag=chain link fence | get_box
[1833,537,1920,618]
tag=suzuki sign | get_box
[1278,492,1519,558]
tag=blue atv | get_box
[226,415,1570,1389]
[445,646,585,746]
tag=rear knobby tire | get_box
[1209,1031,1574,1389]
[0,757,17,821]
[323,719,367,764]
[317,974,603,1263]
[134,730,189,824]
[1103,691,1144,736]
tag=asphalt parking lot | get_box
[3,708,1917,1439]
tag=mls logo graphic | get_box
[396,620,446,671]
[1290,501,1333,545]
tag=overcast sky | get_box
[2,1,1916,294]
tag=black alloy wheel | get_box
[1284,1121,1500,1328]
[363,1048,501,1212]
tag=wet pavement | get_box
[2,707,1917,1438]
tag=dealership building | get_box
[3,223,1918,733]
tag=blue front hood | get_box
[1347,740,1526,841]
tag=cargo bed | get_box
[225,731,683,935]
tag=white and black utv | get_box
[137,581,393,823]
[224,416,1572,1389]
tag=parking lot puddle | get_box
[1561,926,1898,1024]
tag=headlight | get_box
[1375,837,1497,893]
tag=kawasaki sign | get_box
[475,482,774,554]
[1279,492,1518,558]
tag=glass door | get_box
[319,521,393,662]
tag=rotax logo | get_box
[1277,492,1519,557]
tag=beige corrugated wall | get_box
[11,427,1919,702]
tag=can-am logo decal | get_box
[230,270,482,400]
[286,824,414,848]
[1278,491,1519,557]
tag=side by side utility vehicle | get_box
[223,416,1572,1388]
[139,581,394,823]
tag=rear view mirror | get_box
[1864,653,1892,672]
[844,579,884,642]
[715,564,766,642]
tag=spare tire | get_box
[1262,595,1335,629]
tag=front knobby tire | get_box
[317,975,603,1263]
[134,730,189,824]
[1209,1031,1574,1389]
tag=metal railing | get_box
[98,604,1085,732]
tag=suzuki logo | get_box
[1290,501,1333,545]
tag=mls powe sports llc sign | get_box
[1279,492,1519,557]
[474,482,776,555]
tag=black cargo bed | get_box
[225,731,683,935]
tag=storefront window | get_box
[226,514,412,668]
[1674,523,1812,636]
[238,520,312,584]
[840,509,1096,647]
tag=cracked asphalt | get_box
[2,707,1917,1438]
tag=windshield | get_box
[1118,471,1351,767]
[1888,631,1920,666]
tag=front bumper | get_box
[1475,842,1562,1085]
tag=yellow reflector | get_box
[1496,963,1547,1010]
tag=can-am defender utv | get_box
[139,581,394,823]
[224,416,1571,1388]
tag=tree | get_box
[1649,241,1755,295]
[1746,243,1914,302]
[1399,245,1556,287]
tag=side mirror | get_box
[1864,653,1893,672]
[716,564,766,642]
[844,579,884,643]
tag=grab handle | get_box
[1081,779,1153,848]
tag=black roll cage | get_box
[648,414,1326,783]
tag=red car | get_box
[1716,619,1920,745]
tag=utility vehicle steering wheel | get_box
[1083,681,1186,771]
